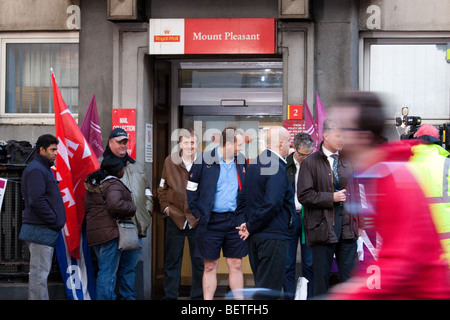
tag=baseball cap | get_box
[109,128,129,141]
[413,124,439,139]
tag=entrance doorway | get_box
[152,59,283,298]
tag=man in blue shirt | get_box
[187,126,247,300]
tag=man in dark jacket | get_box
[19,134,66,300]
[187,126,247,300]
[284,132,315,299]
[297,118,362,296]
[236,126,295,297]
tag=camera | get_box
[395,107,450,151]
[395,107,422,140]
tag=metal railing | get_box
[0,165,29,277]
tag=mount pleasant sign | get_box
[149,18,275,54]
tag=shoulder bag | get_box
[116,219,141,251]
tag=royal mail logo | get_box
[154,35,181,42]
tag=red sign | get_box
[283,119,306,146]
[185,18,275,54]
[149,18,275,55]
[112,109,136,159]
[288,104,303,120]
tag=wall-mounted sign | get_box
[149,18,275,55]
[288,104,303,120]
[112,108,136,159]
[283,119,306,146]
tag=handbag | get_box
[116,219,141,251]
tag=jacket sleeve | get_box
[297,159,334,209]
[186,160,203,219]
[24,168,57,225]
[156,156,170,214]
[103,182,136,219]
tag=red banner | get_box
[112,109,136,159]
[52,71,100,259]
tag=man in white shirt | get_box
[298,118,362,297]
[283,132,315,299]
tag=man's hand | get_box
[164,207,170,216]
[333,189,347,202]
[236,222,250,241]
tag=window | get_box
[362,36,450,121]
[179,68,282,89]
[0,33,79,124]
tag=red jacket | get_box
[329,141,450,299]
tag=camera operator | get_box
[410,124,450,267]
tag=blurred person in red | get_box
[326,91,450,299]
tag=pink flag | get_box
[304,98,319,152]
[316,92,327,144]
[52,71,100,259]
[80,95,104,158]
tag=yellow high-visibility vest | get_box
[410,143,450,267]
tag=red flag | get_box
[304,98,319,152]
[52,71,99,259]
[80,94,104,158]
[316,92,327,145]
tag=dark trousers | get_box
[311,239,357,297]
[248,236,288,298]
[163,217,204,300]
[311,204,357,297]
[283,213,314,299]
[283,213,301,299]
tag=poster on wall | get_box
[145,123,153,163]
[283,119,306,146]
[112,108,136,159]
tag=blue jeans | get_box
[117,240,141,300]
[93,238,141,300]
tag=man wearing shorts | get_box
[186,126,248,300]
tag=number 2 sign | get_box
[288,104,303,120]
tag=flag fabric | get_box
[80,94,104,158]
[303,98,319,152]
[52,70,99,299]
[315,92,327,145]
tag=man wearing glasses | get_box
[284,133,315,299]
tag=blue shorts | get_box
[194,212,248,260]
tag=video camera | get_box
[395,107,450,151]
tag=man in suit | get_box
[297,118,362,296]
[236,126,295,297]
[186,126,247,300]
[284,132,315,299]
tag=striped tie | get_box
[331,154,340,189]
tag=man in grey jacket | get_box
[103,128,153,300]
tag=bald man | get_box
[236,126,295,297]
